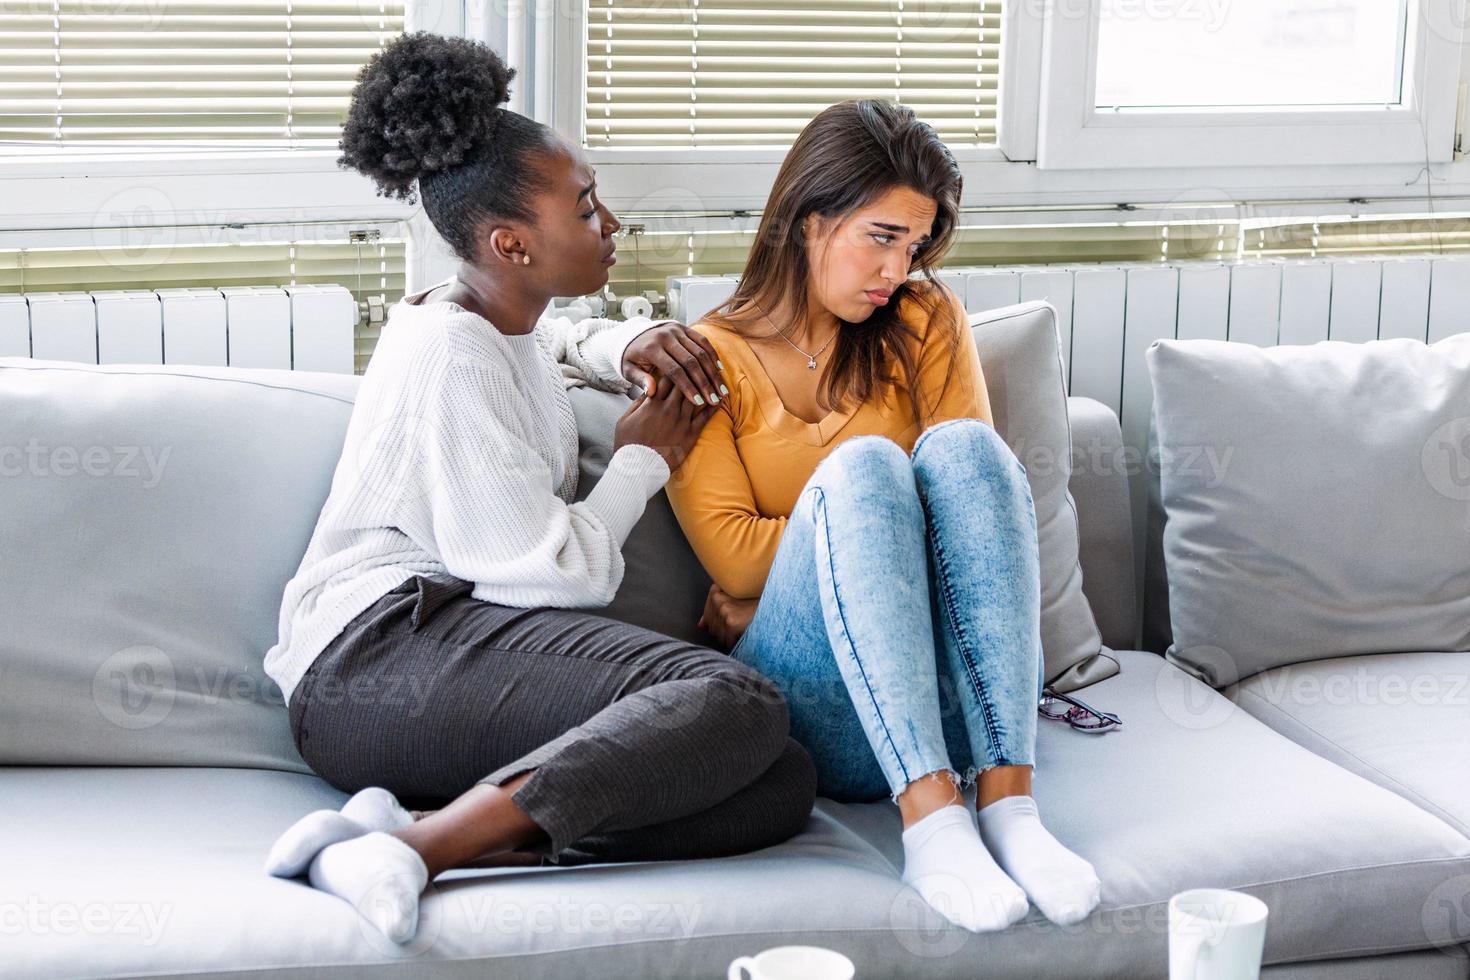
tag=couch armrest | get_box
[1065,396,1137,652]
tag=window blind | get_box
[0,0,405,145]
[602,219,1241,298]
[1244,215,1470,260]
[0,239,406,372]
[584,0,1001,147]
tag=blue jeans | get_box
[729,418,1046,803]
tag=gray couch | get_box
[3,301,1469,979]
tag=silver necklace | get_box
[752,301,835,370]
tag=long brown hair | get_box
[704,99,964,422]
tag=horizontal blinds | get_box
[585,0,1001,146]
[1244,215,1470,259]
[0,0,405,145]
[603,220,1241,297]
[943,220,1239,266]
[0,239,406,373]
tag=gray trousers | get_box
[287,573,816,866]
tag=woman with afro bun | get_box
[260,31,816,944]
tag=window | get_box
[1,0,416,347]
[0,0,407,147]
[1038,0,1463,168]
[580,0,1001,148]
[1095,0,1408,109]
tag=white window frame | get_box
[0,0,464,287]
[546,0,1025,210]
[1036,0,1466,169]
[541,0,1470,216]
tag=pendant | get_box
[807,357,817,370]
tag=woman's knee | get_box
[698,654,792,760]
[813,434,910,489]
[803,435,918,516]
[911,417,1026,485]
[764,737,819,836]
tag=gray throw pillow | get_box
[972,301,1117,693]
[1145,334,1470,687]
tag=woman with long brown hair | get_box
[666,99,1101,934]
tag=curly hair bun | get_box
[338,31,516,200]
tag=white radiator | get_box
[666,275,742,324]
[0,284,358,374]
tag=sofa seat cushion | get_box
[6,653,1470,979]
[1225,651,1470,837]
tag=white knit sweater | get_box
[264,281,672,706]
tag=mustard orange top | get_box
[666,281,995,599]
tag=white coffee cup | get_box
[728,945,856,980]
[1168,888,1269,980]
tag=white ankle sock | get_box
[976,794,1101,926]
[900,804,1029,933]
[263,787,414,878]
[340,787,416,834]
[308,831,429,945]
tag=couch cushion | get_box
[1066,395,1138,655]
[1225,651,1470,838]
[7,651,1469,979]
[0,357,358,771]
[1144,334,1470,687]
[571,299,1119,694]
[973,300,1116,691]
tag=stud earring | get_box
[522,254,531,265]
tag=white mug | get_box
[1169,888,1269,980]
[728,945,856,980]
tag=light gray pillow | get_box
[1145,334,1470,688]
[573,298,1119,693]
[0,357,359,770]
[971,301,1117,693]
